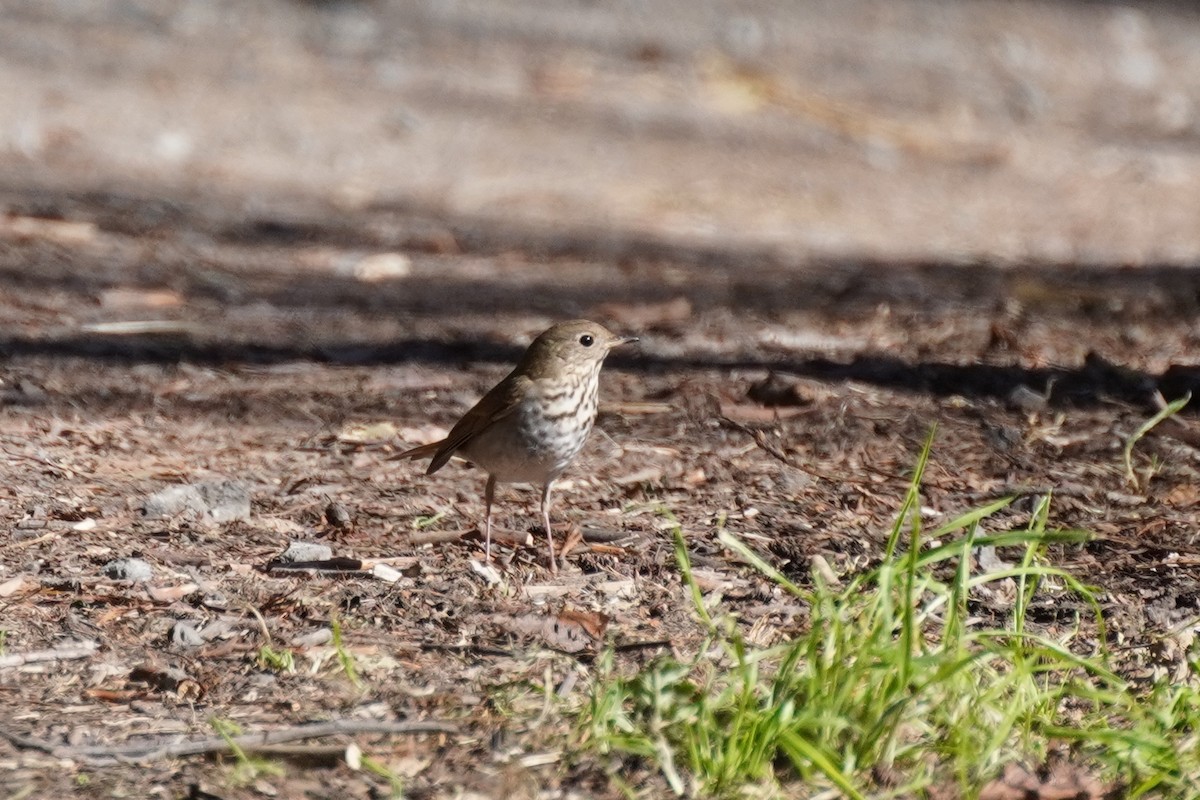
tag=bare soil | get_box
[5,1,1200,797]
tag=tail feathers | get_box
[390,440,442,462]
[392,439,463,475]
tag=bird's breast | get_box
[459,377,599,484]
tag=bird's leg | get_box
[484,474,496,563]
[541,481,557,574]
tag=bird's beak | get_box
[612,335,639,349]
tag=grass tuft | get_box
[1123,392,1190,490]
[256,644,295,673]
[331,613,364,689]
[575,433,1200,798]
[211,717,284,786]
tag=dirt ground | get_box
[6,1,1200,798]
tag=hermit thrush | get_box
[397,320,637,572]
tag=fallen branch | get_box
[718,414,795,467]
[407,528,532,548]
[0,640,98,669]
[0,718,457,766]
[10,529,64,549]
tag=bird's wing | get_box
[403,372,529,475]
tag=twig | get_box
[718,414,850,484]
[407,529,469,546]
[407,528,531,547]
[420,642,515,658]
[0,447,72,476]
[579,527,634,544]
[962,483,1098,503]
[0,718,457,766]
[718,415,795,467]
[265,557,366,573]
[235,742,346,762]
[10,529,63,549]
[613,639,672,653]
[719,414,970,491]
[0,640,97,669]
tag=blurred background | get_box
[4,0,1200,364]
[8,0,1200,255]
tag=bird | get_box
[396,320,638,573]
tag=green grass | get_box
[361,752,406,799]
[573,431,1200,798]
[210,717,284,786]
[331,612,364,690]
[1123,392,1190,489]
[256,644,296,673]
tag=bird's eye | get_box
[579,334,594,347]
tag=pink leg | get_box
[541,482,557,574]
[484,475,496,562]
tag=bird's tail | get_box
[389,441,442,462]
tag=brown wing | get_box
[398,372,529,475]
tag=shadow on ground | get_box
[4,181,1200,411]
[5,182,1200,316]
[2,334,1195,412]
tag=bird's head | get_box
[519,320,638,379]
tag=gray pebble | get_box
[169,621,205,648]
[278,541,333,563]
[199,618,235,640]
[196,480,251,523]
[201,591,228,611]
[141,479,251,523]
[141,485,207,519]
[1006,384,1049,412]
[291,628,333,648]
[774,466,814,495]
[324,501,353,529]
[103,558,154,582]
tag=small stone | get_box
[974,545,1013,572]
[199,618,234,640]
[195,480,251,523]
[371,563,403,582]
[169,621,205,648]
[324,501,353,530]
[141,480,251,523]
[129,663,194,692]
[251,780,279,798]
[102,558,154,583]
[747,372,814,407]
[774,466,813,495]
[291,628,333,648]
[141,485,207,519]
[1006,384,1048,412]
[278,541,333,563]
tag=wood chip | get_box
[145,583,200,603]
[0,575,27,597]
[0,640,98,670]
